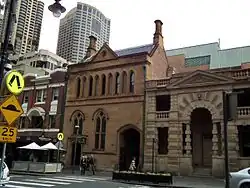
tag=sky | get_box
[39,0,250,53]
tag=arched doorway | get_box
[119,128,140,171]
[191,108,213,168]
[27,107,45,128]
[70,111,84,166]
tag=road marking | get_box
[24,179,71,185]
[39,177,83,183]
[10,175,23,178]
[9,180,54,187]
[53,176,96,182]
[5,185,34,188]
[64,175,108,181]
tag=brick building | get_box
[63,20,169,170]
[13,68,67,157]
[145,58,250,177]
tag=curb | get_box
[112,180,194,188]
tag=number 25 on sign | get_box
[0,126,17,143]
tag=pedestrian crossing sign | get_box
[5,70,25,95]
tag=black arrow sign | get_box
[2,104,21,112]
[8,75,22,89]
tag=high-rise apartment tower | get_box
[56,2,111,63]
[1,0,44,55]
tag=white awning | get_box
[40,142,57,150]
[17,142,46,150]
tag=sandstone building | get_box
[144,64,250,177]
[63,20,169,170]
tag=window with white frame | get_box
[23,92,29,103]
[52,88,59,101]
[19,117,26,129]
[36,89,46,102]
[43,90,47,101]
[49,115,56,128]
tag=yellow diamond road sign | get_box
[6,70,25,95]
[57,133,64,141]
[0,95,24,126]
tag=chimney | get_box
[85,35,97,59]
[153,20,164,47]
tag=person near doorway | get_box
[80,155,87,175]
[88,154,96,175]
[129,157,136,171]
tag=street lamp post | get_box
[0,0,15,84]
[48,0,66,18]
[152,138,157,173]
[72,125,79,174]
[0,0,16,181]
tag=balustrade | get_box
[237,107,250,117]
[231,69,250,79]
[156,111,169,119]
[156,79,170,87]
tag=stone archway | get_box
[191,108,213,168]
[118,125,141,171]
[179,92,222,121]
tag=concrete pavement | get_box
[8,171,225,188]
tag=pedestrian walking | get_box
[80,155,87,175]
[129,157,136,171]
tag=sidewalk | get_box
[113,176,224,188]
[172,176,224,188]
[61,168,113,177]
[55,169,226,188]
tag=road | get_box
[7,174,153,188]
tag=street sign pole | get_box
[57,133,64,173]
[57,141,60,163]
[0,143,6,177]
[0,0,16,181]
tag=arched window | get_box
[107,74,113,95]
[94,111,107,150]
[101,74,106,95]
[71,111,84,135]
[115,73,120,94]
[89,76,93,96]
[82,76,86,97]
[76,78,81,98]
[129,71,135,93]
[122,71,127,93]
[94,75,99,96]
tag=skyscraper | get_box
[56,2,111,63]
[0,14,3,34]
[1,0,44,55]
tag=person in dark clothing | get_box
[80,155,87,175]
[88,154,95,175]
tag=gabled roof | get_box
[115,44,155,57]
[81,43,155,63]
